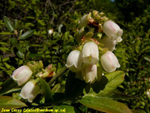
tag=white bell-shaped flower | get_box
[20,80,40,103]
[82,41,99,64]
[78,13,91,28]
[11,65,32,86]
[100,51,120,72]
[81,64,97,83]
[66,50,82,72]
[99,35,117,51]
[103,20,123,42]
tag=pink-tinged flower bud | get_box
[78,13,91,28]
[82,42,99,64]
[11,65,32,86]
[99,35,117,51]
[20,80,40,103]
[81,64,97,83]
[100,51,120,72]
[103,20,123,42]
[66,50,82,72]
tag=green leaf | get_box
[132,109,146,113]
[135,40,141,53]
[16,51,24,59]
[98,71,125,96]
[0,42,8,45]
[39,78,52,102]
[10,38,23,53]
[2,88,21,95]
[0,47,9,52]
[52,93,66,104]
[0,78,18,95]
[144,56,150,62]
[79,94,132,113]
[65,71,86,100]
[92,76,108,93]
[27,53,42,59]
[53,105,75,113]
[4,16,14,32]
[0,96,27,109]
[0,32,13,35]
[14,19,18,29]
[19,30,34,40]
[110,91,139,100]
[58,24,63,33]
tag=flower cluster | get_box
[11,61,55,102]
[66,10,123,83]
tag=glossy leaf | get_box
[4,16,14,32]
[79,94,132,113]
[98,71,125,96]
[0,78,18,95]
[39,78,52,102]
[0,96,27,109]
[19,30,34,40]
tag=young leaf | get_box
[4,16,14,32]
[79,94,132,113]
[0,96,27,109]
[39,78,53,102]
[19,30,34,40]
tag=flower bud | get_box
[20,80,40,103]
[100,51,120,72]
[99,35,116,51]
[76,28,86,43]
[82,42,99,64]
[78,13,91,28]
[102,20,123,42]
[81,64,97,83]
[11,65,32,86]
[48,29,53,35]
[146,89,150,98]
[66,50,82,72]
[37,64,56,78]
